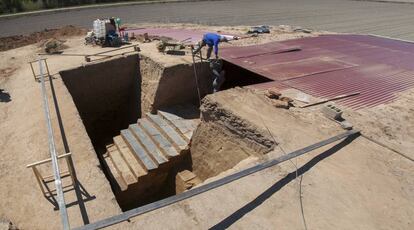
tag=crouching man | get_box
[193,33,238,60]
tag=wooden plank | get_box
[147,114,188,149]
[139,119,179,158]
[43,171,71,183]
[300,92,360,108]
[107,145,137,186]
[32,167,47,196]
[121,129,158,171]
[113,135,147,178]
[26,153,72,168]
[129,124,168,164]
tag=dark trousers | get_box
[193,40,213,59]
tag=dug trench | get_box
[58,53,276,211]
[221,60,273,90]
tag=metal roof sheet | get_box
[221,34,414,109]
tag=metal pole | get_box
[75,129,359,230]
[191,47,202,106]
[38,57,70,230]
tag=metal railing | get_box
[26,153,75,202]
[35,57,70,230]
[75,129,360,230]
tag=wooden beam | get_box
[26,153,72,168]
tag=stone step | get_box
[103,152,128,191]
[121,129,158,171]
[129,124,168,164]
[158,111,198,141]
[146,113,188,150]
[139,119,179,158]
[159,104,200,118]
[113,135,148,178]
[107,144,137,187]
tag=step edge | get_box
[113,135,148,178]
[146,113,188,150]
[157,111,191,142]
[121,129,158,171]
[102,151,128,191]
[129,123,168,164]
[138,119,179,158]
[107,145,137,186]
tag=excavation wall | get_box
[140,55,212,113]
[60,54,141,152]
[191,88,276,180]
[59,53,212,209]
[221,61,272,89]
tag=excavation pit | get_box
[3,23,414,230]
[58,50,277,211]
[60,54,142,154]
[221,61,273,90]
[59,53,213,210]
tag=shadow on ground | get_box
[0,89,11,102]
[209,134,359,229]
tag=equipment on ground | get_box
[85,17,125,47]
[248,25,270,34]
[156,38,188,54]
[321,103,353,130]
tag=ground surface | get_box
[109,88,414,230]
[1,0,414,40]
[0,25,86,51]
[0,37,124,229]
[0,24,312,229]
[1,23,413,229]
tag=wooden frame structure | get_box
[37,44,140,62]
[29,58,51,81]
[26,153,75,199]
[84,44,140,62]
[29,57,71,229]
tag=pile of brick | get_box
[265,89,293,109]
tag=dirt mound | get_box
[43,38,68,53]
[0,25,86,51]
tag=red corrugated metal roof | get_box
[221,34,414,109]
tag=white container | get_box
[93,19,100,37]
[93,19,106,38]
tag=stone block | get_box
[176,170,202,193]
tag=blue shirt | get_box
[203,33,221,56]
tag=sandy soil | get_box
[107,87,413,230]
[1,22,413,229]
[1,23,306,228]
[127,22,328,46]
[346,89,414,160]
[282,87,414,161]
[0,37,121,229]
[0,25,86,52]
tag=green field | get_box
[0,0,147,14]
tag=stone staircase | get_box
[102,108,199,207]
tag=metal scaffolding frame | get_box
[30,57,70,230]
